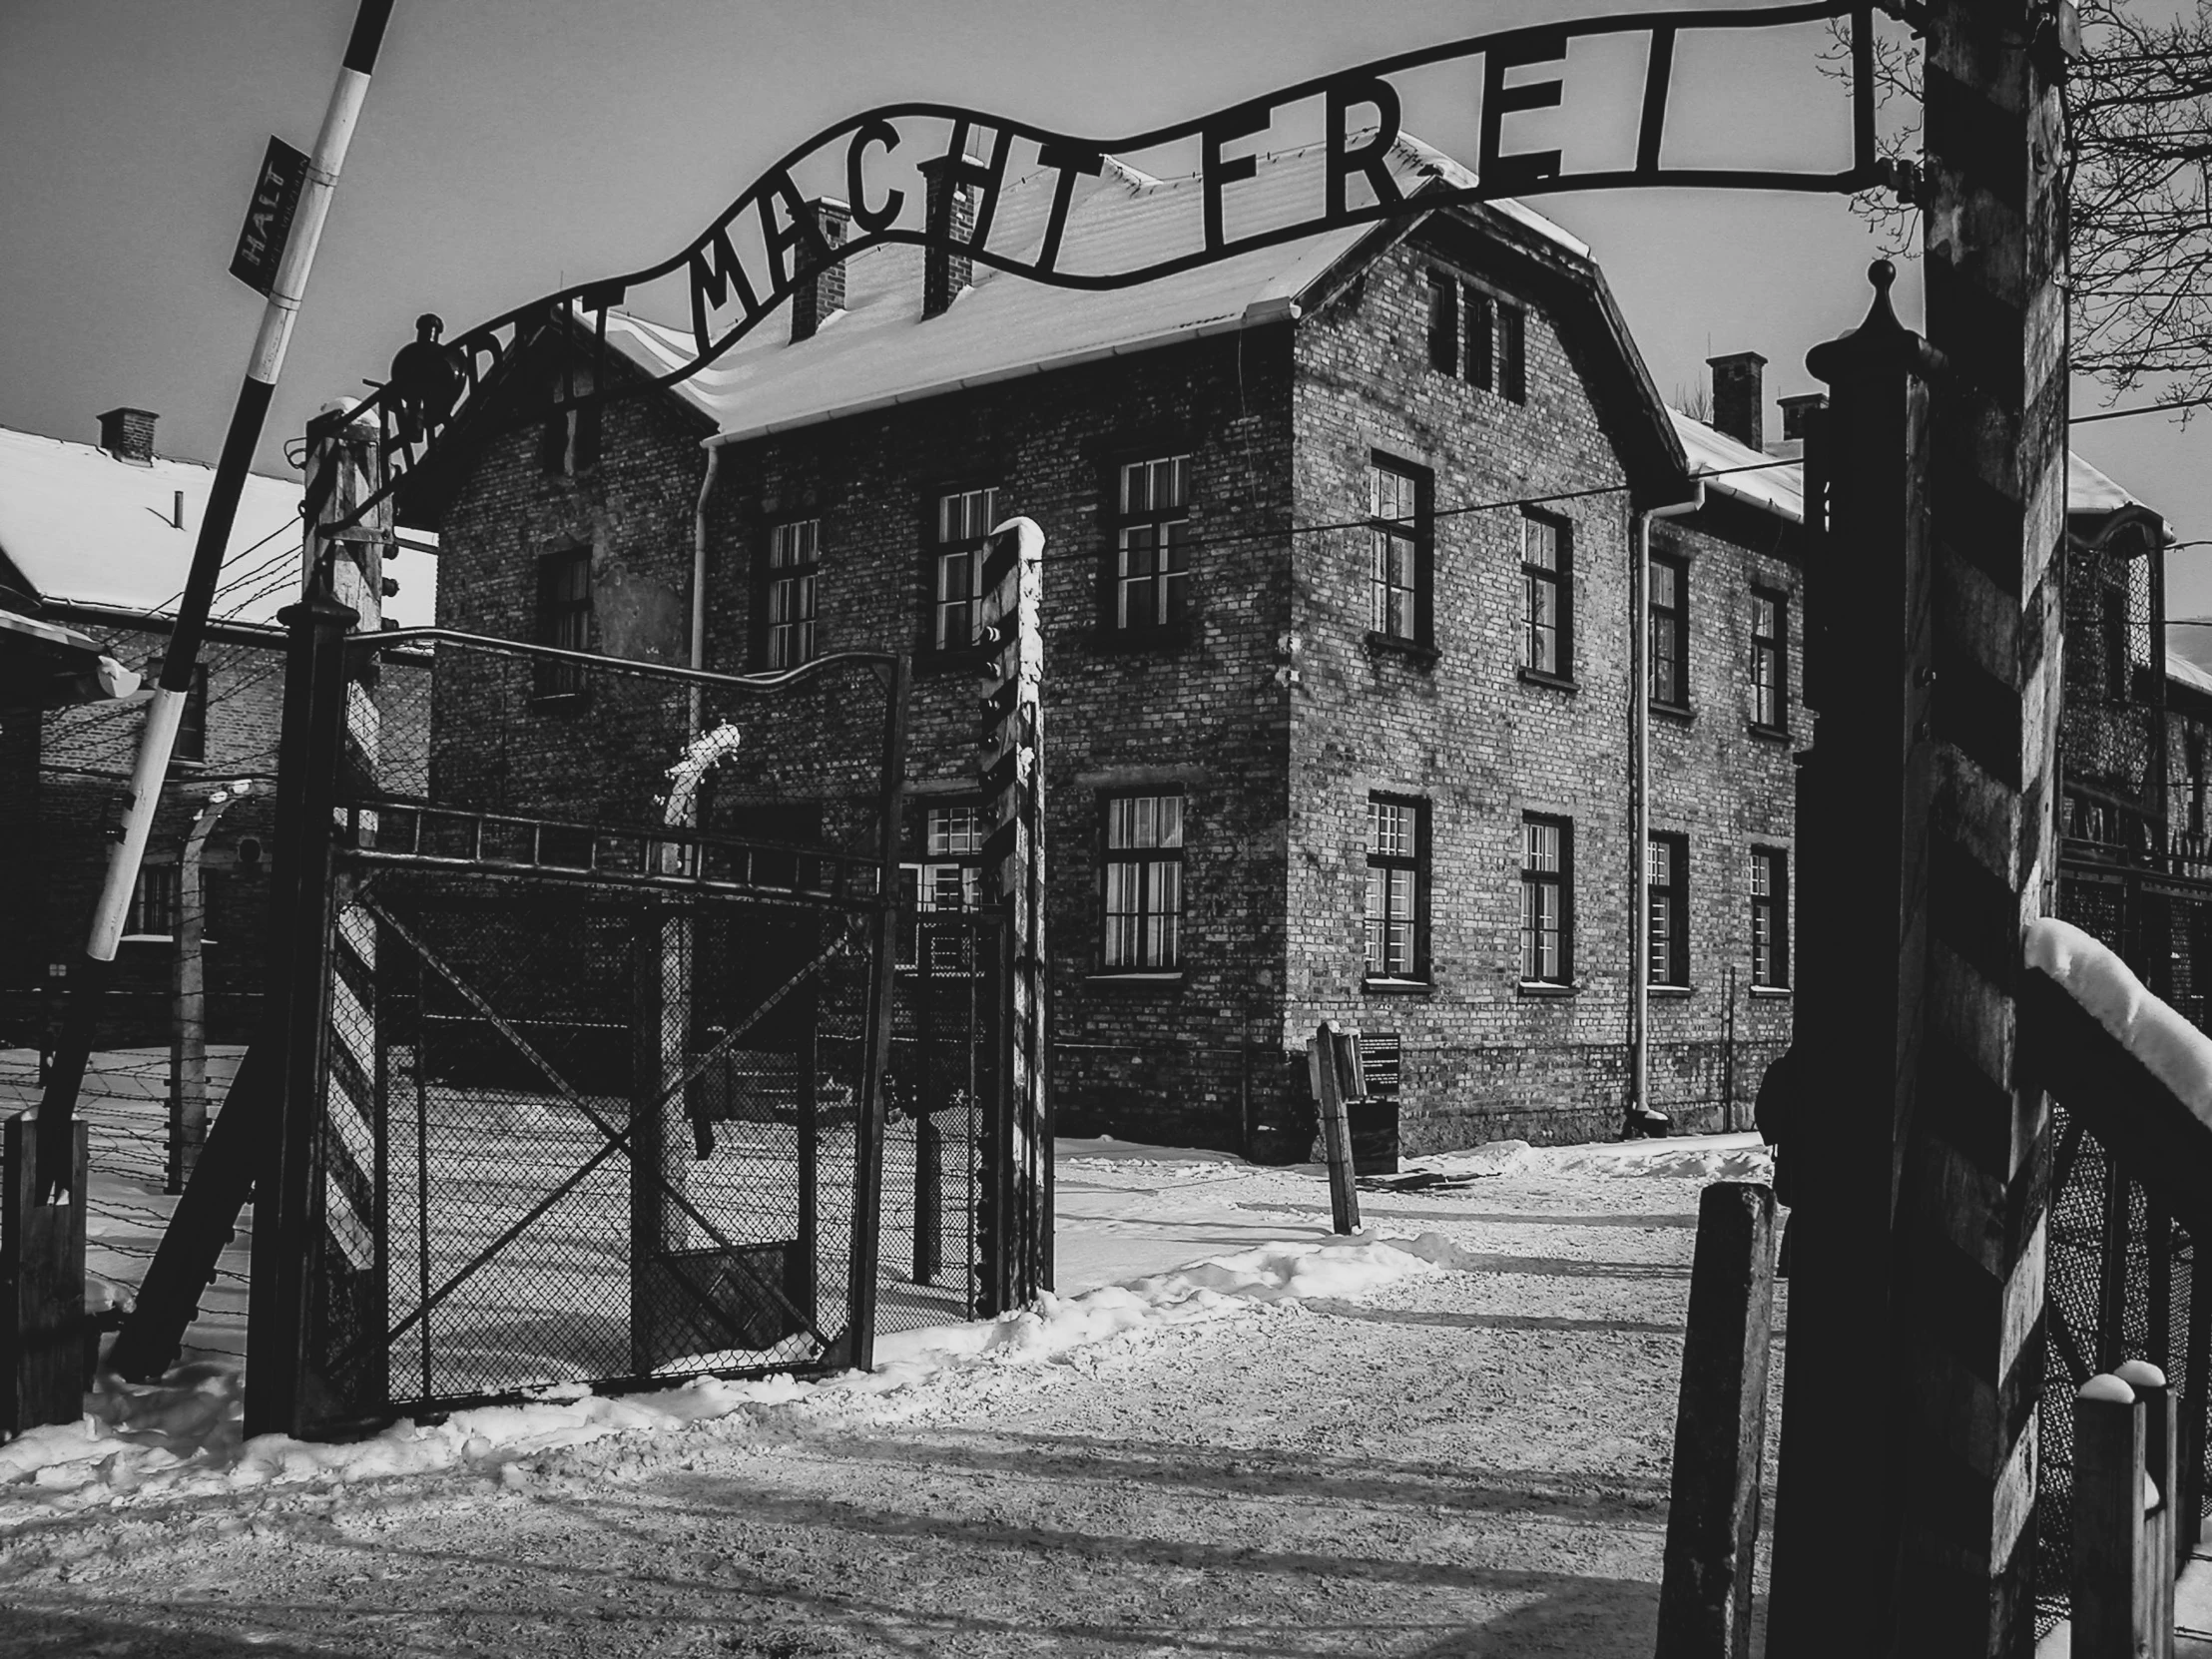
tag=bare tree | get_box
[1830,3,2212,410]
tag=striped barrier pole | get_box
[974,518,1045,1312]
[36,0,396,1198]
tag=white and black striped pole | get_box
[37,0,397,1197]
[974,517,1047,1310]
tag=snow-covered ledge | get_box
[2025,917,2212,1130]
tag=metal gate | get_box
[248,613,1018,1436]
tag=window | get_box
[1751,588,1787,732]
[766,518,820,669]
[1114,455,1191,630]
[128,863,179,938]
[932,487,996,650]
[1425,273,1458,374]
[1366,797,1426,981]
[1464,287,1494,390]
[1751,847,1790,988]
[1520,516,1570,679]
[1520,816,1571,985]
[1498,303,1527,403]
[1650,553,1688,709]
[1102,793,1184,970]
[533,548,591,701]
[899,806,984,971]
[1368,456,1428,645]
[1648,833,1689,988]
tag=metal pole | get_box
[847,653,910,1368]
[1720,962,1737,1135]
[37,0,397,1197]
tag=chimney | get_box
[790,198,852,344]
[918,157,977,319]
[1706,352,1767,451]
[98,406,158,464]
[1778,392,1828,445]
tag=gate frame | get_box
[239,591,919,1438]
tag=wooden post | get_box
[2,1113,88,1435]
[2073,1375,2151,1659]
[2116,1358,2178,1658]
[1655,1181,1777,1659]
[1888,2,2070,1647]
[1307,1022,1360,1236]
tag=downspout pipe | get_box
[1631,483,1705,1133]
[688,443,721,737]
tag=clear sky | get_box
[4,0,2206,615]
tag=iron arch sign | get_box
[350,0,1907,522]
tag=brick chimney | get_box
[918,158,977,319]
[98,407,158,464]
[1706,352,1767,451]
[790,198,851,344]
[1778,392,1828,446]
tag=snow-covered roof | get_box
[1665,410,2166,542]
[600,137,1587,448]
[2170,647,2212,701]
[1668,410,1804,522]
[0,423,302,627]
[2070,450,2153,521]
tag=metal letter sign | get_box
[230,137,311,297]
[332,1,1901,530]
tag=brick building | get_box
[0,411,434,1047]
[412,137,1814,1155]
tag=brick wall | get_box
[6,624,286,1046]
[437,330,1300,1152]
[1283,228,1800,1151]
[428,222,1804,1158]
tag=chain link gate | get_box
[243,610,1020,1437]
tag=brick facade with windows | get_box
[419,144,1806,1154]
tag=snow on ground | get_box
[0,1070,1784,1656]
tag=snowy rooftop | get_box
[1666,410,2162,536]
[1669,409,1804,522]
[0,423,303,627]
[2170,647,2212,701]
[0,422,439,629]
[2069,449,2152,521]
[601,137,1587,448]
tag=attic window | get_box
[1425,274,1457,375]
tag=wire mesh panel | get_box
[877,913,998,1334]
[2032,1099,2211,1637]
[296,877,879,1427]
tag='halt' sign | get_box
[230,137,309,296]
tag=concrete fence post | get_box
[2073,1373,2152,1659]
[2115,1358,2179,1659]
[1654,1180,1778,1659]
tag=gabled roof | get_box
[0,423,302,626]
[597,137,1627,454]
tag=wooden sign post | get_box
[1306,1023,1362,1236]
[2,1113,89,1435]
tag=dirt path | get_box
[0,1148,1783,1658]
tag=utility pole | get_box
[35,0,397,1199]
